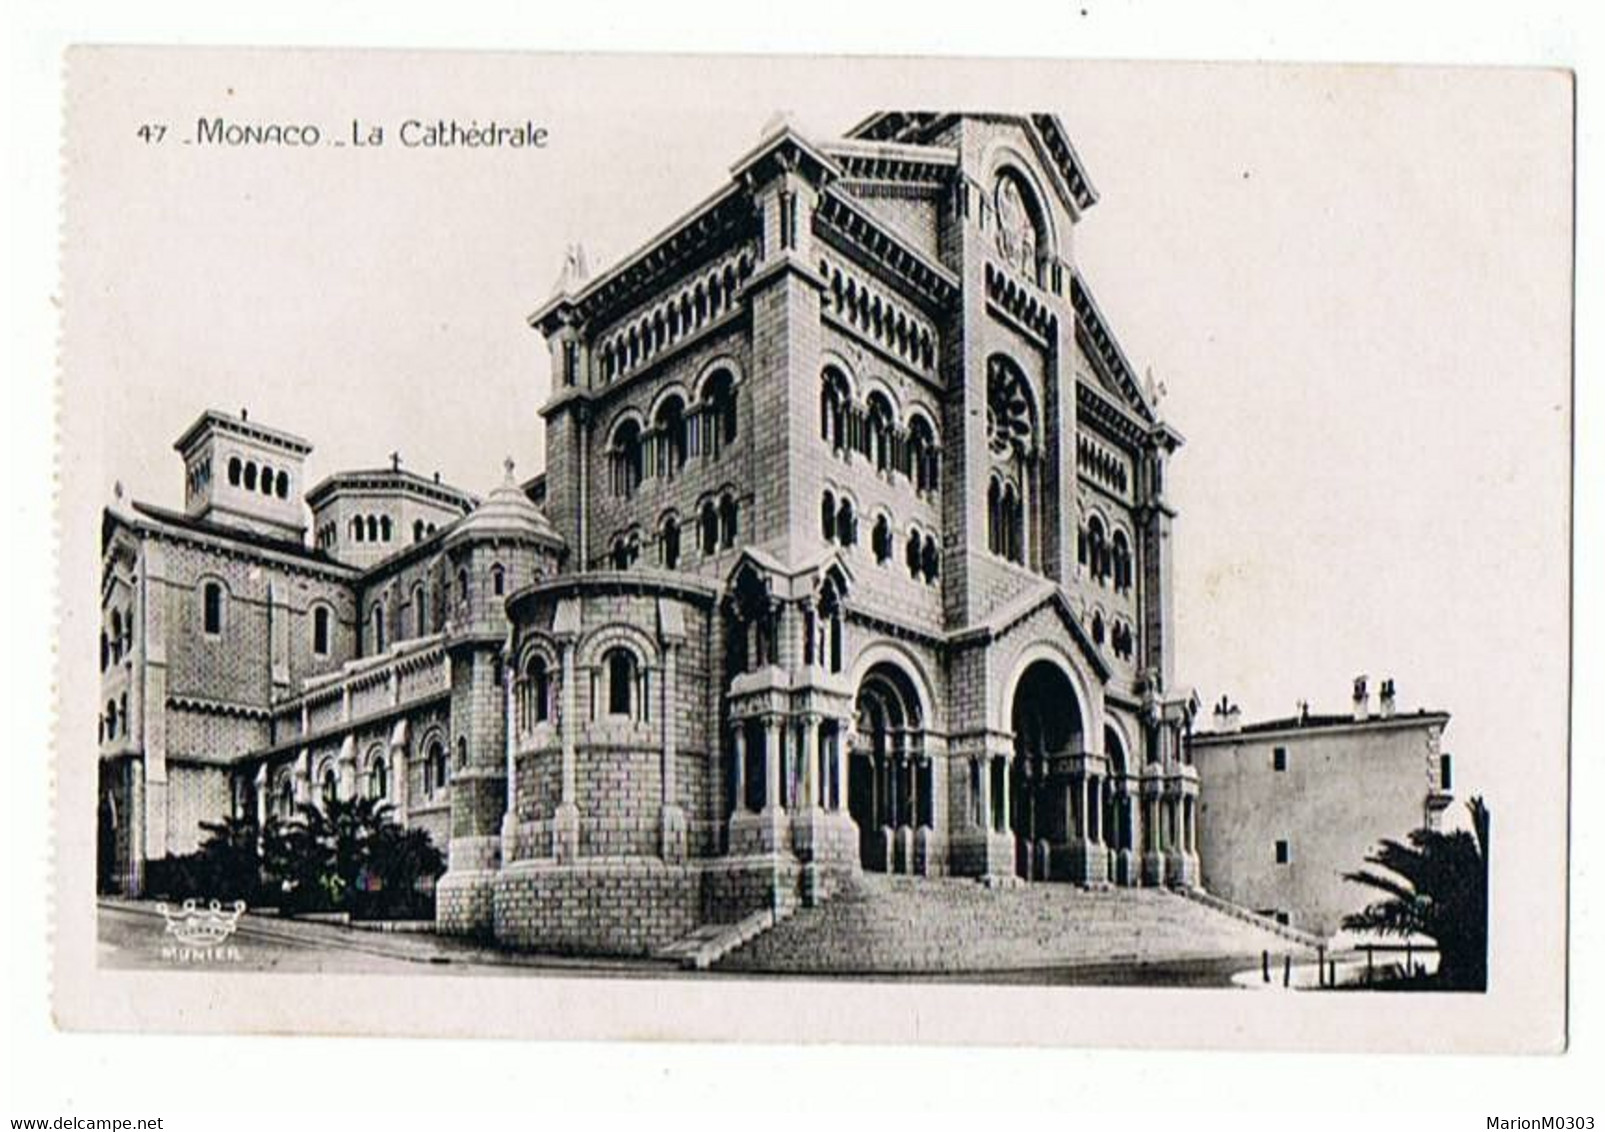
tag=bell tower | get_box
[172,409,312,541]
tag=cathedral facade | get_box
[99,112,1203,957]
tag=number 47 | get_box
[136,124,167,143]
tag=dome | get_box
[443,459,561,548]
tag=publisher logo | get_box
[155,898,245,963]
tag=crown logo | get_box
[156,898,247,948]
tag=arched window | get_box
[700,369,737,453]
[413,519,425,542]
[1112,531,1132,592]
[457,567,470,604]
[610,418,644,497]
[456,737,468,770]
[109,610,123,663]
[370,604,386,654]
[821,490,836,543]
[259,465,275,496]
[654,396,688,477]
[365,515,379,543]
[986,356,1037,567]
[491,564,505,596]
[922,534,941,584]
[276,777,295,818]
[836,497,856,547]
[604,647,637,717]
[820,368,850,450]
[243,462,258,492]
[866,393,894,473]
[312,605,331,656]
[425,738,447,796]
[526,654,553,726]
[872,515,892,564]
[321,767,339,806]
[99,630,109,672]
[718,493,738,549]
[352,517,365,543]
[907,414,939,493]
[227,456,242,486]
[660,514,681,569]
[699,500,719,555]
[610,534,637,571]
[413,584,427,636]
[1087,516,1108,583]
[369,756,388,800]
[1091,611,1106,646]
[380,516,392,543]
[202,581,224,635]
[906,529,922,578]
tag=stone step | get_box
[719,874,1313,974]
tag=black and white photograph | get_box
[49,46,1570,1060]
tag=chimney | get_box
[1352,675,1370,722]
[1380,678,1396,719]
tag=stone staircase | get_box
[717,874,1315,975]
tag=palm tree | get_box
[1343,796,1489,990]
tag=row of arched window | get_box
[514,645,650,731]
[866,513,941,586]
[820,262,938,372]
[185,457,212,500]
[226,455,291,500]
[100,692,129,743]
[365,562,510,654]
[285,735,457,816]
[607,372,739,497]
[1087,609,1137,662]
[596,254,755,383]
[349,513,394,545]
[100,607,132,671]
[820,369,941,494]
[1077,434,1131,495]
[608,491,740,572]
[1079,516,1134,593]
[314,515,440,551]
[986,473,1027,565]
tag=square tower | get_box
[172,409,312,540]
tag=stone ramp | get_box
[717,875,1315,975]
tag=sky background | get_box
[67,51,1571,836]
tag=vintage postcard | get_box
[54,47,1572,1050]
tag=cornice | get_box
[815,189,960,312]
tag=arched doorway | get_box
[1009,659,1084,880]
[849,663,928,873]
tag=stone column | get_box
[731,722,747,816]
[803,714,822,808]
[553,639,579,862]
[659,644,685,862]
[763,716,782,813]
[977,756,991,830]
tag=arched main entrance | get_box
[1009,658,1084,880]
[849,662,929,873]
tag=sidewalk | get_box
[100,898,683,977]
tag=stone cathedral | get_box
[99,112,1204,956]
